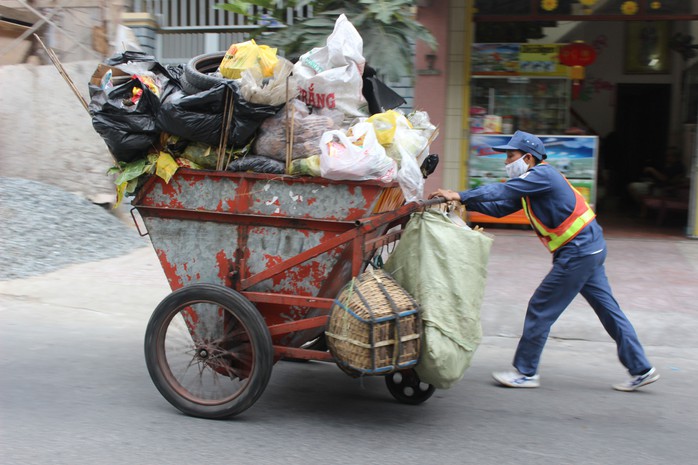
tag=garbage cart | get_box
[132,169,443,419]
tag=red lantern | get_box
[559,41,597,100]
[559,41,597,67]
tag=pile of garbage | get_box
[88,14,438,206]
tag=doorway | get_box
[611,83,671,204]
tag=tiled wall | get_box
[443,1,469,191]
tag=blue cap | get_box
[491,130,547,160]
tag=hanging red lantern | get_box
[559,41,597,100]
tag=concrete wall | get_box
[0,60,115,199]
[415,0,468,194]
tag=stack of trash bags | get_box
[88,14,438,206]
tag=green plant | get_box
[214,0,437,80]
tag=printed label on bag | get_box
[298,84,336,109]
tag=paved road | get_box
[1,234,697,464]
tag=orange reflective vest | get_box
[521,179,596,253]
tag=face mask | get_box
[505,155,529,179]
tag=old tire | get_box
[183,51,230,94]
[144,284,273,419]
[385,369,435,405]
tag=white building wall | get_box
[0,60,113,198]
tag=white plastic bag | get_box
[396,147,424,202]
[366,111,425,202]
[388,115,426,202]
[319,122,397,182]
[239,57,297,106]
[293,14,367,117]
[407,110,438,165]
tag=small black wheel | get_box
[385,369,435,405]
[144,284,273,419]
[183,52,230,93]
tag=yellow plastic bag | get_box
[367,110,411,146]
[155,151,179,184]
[220,39,278,79]
[257,45,278,77]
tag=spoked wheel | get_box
[144,284,273,419]
[385,369,435,405]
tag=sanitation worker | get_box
[429,130,659,391]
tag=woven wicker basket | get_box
[326,269,421,376]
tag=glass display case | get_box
[470,76,570,135]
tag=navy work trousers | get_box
[513,247,652,377]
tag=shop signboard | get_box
[471,43,570,77]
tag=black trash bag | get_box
[103,50,182,102]
[227,155,285,174]
[420,153,439,179]
[157,82,281,149]
[89,78,161,163]
[165,63,185,84]
[362,65,406,115]
[104,50,157,65]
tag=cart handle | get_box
[130,207,149,237]
[351,196,451,227]
[418,196,450,207]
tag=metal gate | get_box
[130,0,413,109]
[131,0,312,63]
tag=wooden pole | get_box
[34,34,89,113]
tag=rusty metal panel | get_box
[134,171,406,347]
[145,217,342,310]
[246,179,377,220]
[140,172,385,220]
[246,226,340,295]
[143,217,239,290]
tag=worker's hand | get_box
[428,188,461,202]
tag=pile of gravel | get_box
[0,177,148,281]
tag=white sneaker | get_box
[613,367,660,392]
[492,370,540,388]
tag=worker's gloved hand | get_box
[428,188,461,202]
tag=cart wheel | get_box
[144,284,273,419]
[385,369,435,405]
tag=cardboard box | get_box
[89,64,131,87]
[483,114,502,134]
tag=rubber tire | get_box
[144,284,273,419]
[178,72,203,96]
[385,369,436,405]
[183,51,231,93]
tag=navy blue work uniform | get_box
[460,163,652,377]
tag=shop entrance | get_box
[611,83,671,204]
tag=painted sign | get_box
[519,44,569,76]
[472,43,570,77]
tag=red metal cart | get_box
[132,169,442,419]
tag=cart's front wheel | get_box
[144,284,273,419]
[385,369,435,405]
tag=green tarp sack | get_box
[384,209,493,389]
